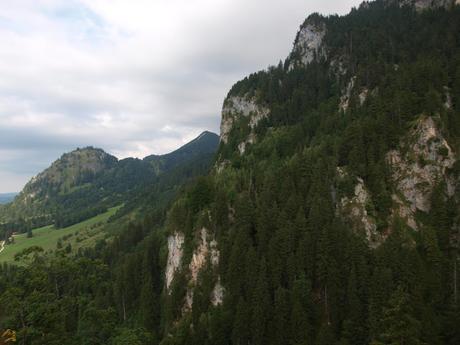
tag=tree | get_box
[375,286,423,345]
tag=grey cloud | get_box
[0,0,362,192]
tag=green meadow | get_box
[0,206,119,263]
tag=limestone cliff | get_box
[165,228,223,310]
[337,170,382,247]
[387,116,457,229]
[288,17,327,69]
[165,232,185,290]
[220,95,270,154]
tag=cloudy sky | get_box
[0,0,362,193]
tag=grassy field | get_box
[0,206,120,263]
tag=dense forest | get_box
[1,1,460,344]
[0,132,219,239]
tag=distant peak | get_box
[195,131,218,141]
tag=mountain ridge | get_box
[0,131,219,233]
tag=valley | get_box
[0,206,120,263]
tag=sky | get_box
[0,0,362,193]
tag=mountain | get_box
[145,131,220,173]
[1,1,460,344]
[0,193,17,205]
[162,1,460,343]
[0,131,219,233]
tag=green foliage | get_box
[1,2,460,345]
[0,133,219,237]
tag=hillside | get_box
[0,131,219,236]
[0,206,119,264]
[0,1,460,345]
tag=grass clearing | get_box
[0,206,120,263]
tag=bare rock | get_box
[165,232,185,290]
[339,77,356,112]
[220,96,269,145]
[184,228,221,310]
[339,173,383,247]
[387,116,456,220]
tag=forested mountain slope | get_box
[0,131,219,236]
[1,1,460,344]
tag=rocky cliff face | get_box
[337,115,457,245]
[165,232,185,290]
[288,19,326,69]
[387,116,457,228]
[337,170,382,247]
[165,228,223,309]
[220,95,270,154]
[184,228,222,309]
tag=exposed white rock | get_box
[359,88,369,106]
[339,77,356,112]
[289,21,326,69]
[387,116,456,218]
[339,175,382,247]
[220,96,269,145]
[211,279,224,306]
[184,228,221,310]
[189,228,219,283]
[165,232,185,290]
[296,23,326,65]
[444,86,453,110]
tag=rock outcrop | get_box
[387,116,456,227]
[337,170,382,247]
[289,18,326,69]
[165,232,185,290]
[184,228,222,309]
[210,279,224,306]
[189,228,219,283]
[220,95,269,151]
[165,228,224,308]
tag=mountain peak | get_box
[191,131,219,143]
[144,131,219,173]
[288,14,327,69]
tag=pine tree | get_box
[251,258,270,345]
[376,286,423,345]
[341,266,367,345]
[290,274,312,345]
